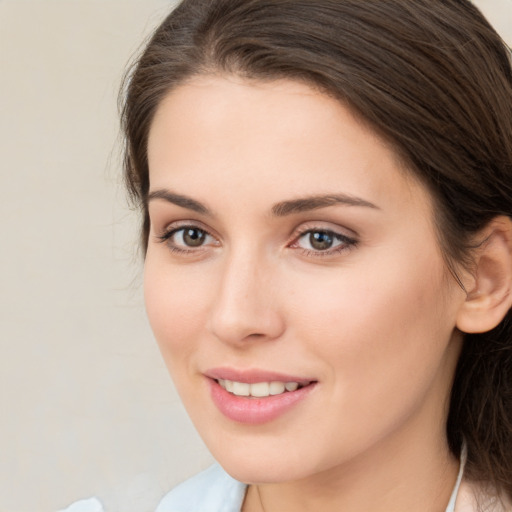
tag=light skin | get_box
[144,75,512,512]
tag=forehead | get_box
[148,75,385,156]
[147,75,427,214]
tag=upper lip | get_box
[204,367,315,385]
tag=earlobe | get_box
[456,216,512,334]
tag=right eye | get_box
[158,225,217,253]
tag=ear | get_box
[456,216,512,334]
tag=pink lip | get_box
[204,367,317,425]
[205,367,314,385]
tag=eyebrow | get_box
[147,189,378,217]
[271,194,379,216]
[147,189,211,215]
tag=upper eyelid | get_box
[291,221,357,239]
[159,225,217,245]
[157,219,217,238]
[290,228,356,247]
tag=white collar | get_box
[445,443,467,512]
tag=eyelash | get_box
[156,224,216,255]
[156,223,358,258]
[291,227,358,258]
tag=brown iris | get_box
[183,228,206,247]
[309,231,334,250]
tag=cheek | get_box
[143,255,213,370]
[292,256,445,336]
[275,251,459,460]
[288,247,456,402]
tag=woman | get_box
[65,0,512,510]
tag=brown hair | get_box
[120,0,512,499]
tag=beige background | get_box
[0,1,510,511]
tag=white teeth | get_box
[232,381,250,396]
[250,382,270,397]
[217,379,305,397]
[269,381,286,395]
[285,382,299,392]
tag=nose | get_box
[208,249,285,346]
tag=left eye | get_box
[162,226,215,249]
[296,230,347,251]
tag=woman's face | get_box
[145,76,466,483]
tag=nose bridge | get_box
[208,244,283,344]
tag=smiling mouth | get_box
[216,379,312,398]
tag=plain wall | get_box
[1,1,510,511]
[0,2,213,512]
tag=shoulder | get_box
[58,465,246,512]
[155,464,247,512]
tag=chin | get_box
[218,456,306,485]
[202,432,326,485]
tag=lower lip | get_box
[208,379,316,424]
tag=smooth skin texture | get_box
[145,76,471,512]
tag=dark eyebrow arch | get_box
[271,194,379,216]
[147,189,211,215]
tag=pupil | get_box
[183,228,205,247]
[310,231,333,250]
